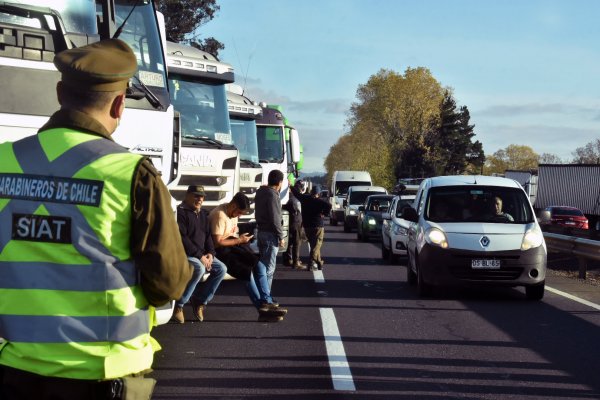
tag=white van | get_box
[329,171,372,225]
[403,175,547,300]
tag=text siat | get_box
[12,214,72,244]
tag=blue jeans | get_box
[176,256,227,308]
[257,231,279,289]
[245,254,273,307]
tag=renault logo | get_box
[480,236,490,247]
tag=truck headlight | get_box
[425,228,448,249]
[521,226,544,250]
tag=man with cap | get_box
[0,39,191,399]
[172,185,227,323]
[291,184,332,270]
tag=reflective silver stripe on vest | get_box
[0,309,150,343]
[0,260,136,291]
[0,134,131,261]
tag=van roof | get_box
[427,175,521,189]
[349,185,387,192]
[333,171,371,180]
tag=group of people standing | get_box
[173,169,332,326]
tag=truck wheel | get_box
[525,282,545,300]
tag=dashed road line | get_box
[546,286,600,311]
[313,269,325,283]
[320,308,356,391]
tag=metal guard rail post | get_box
[543,232,600,280]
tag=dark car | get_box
[356,194,395,241]
[540,206,588,229]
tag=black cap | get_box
[187,185,206,196]
[310,184,321,196]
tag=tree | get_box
[571,139,600,164]
[484,145,539,175]
[538,153,562,164]
[157,0,224,57]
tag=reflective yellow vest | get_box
[0,128,155,380]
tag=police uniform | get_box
[0,39,191,399]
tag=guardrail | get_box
[543,232,600,279]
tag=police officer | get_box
[0,39,192,399]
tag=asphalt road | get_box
[150,225,600,400]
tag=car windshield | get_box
[395,199,414,217]
[366,196,393,211]
[349,191,385,205]
[426,186,534,224]
[256,125,284,163]
[231,117,259,164]
[553,208,584,217]
[335,181,371,196]
[169,77,231,144]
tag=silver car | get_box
[381,194,415,263]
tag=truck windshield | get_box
[112,1,167,91]
[231,118,259,164]
[335,181,371,196]
[168,77,231,145]
[0,1,96,33]
[426,186,534,224]
[257,125,284,163]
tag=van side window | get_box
[416,189,426,215]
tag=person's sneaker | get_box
[257,310,284,322]
[310,263,318,271]
[190,298,205,322]
[259,303,287,316]
[293,262,308,270]
[170,307,184,324]
[317,260,325,270]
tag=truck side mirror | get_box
[290,128,301,163]
[402,207,419,223]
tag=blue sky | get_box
[199,0,600,173]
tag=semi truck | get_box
[226,84,263,232]
[165,42,239,210]
[504,169,538,205]
[0,1,179,325]
[256,104,302,251]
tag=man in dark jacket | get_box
[291,184,332,270]
[255,170,286,288]
[172,185,227,323]
[283,180,307,269]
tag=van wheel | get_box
[525,282,545,300]
[416,257,433,296]
[381,241,390,261]
[407,252,417,285]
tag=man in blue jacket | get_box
[172,185,227,323]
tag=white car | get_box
[381,194,416,263]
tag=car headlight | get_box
[349,209,356,215]
[521,225,544,250]
[334,203,340,209]
[425,227,448,249]
[368,217,376,225]
[392,223,408,236]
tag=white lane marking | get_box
[546,286,600,311]
[313,269,325,283]
[320,308,356,391]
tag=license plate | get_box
[471,259,501,269]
